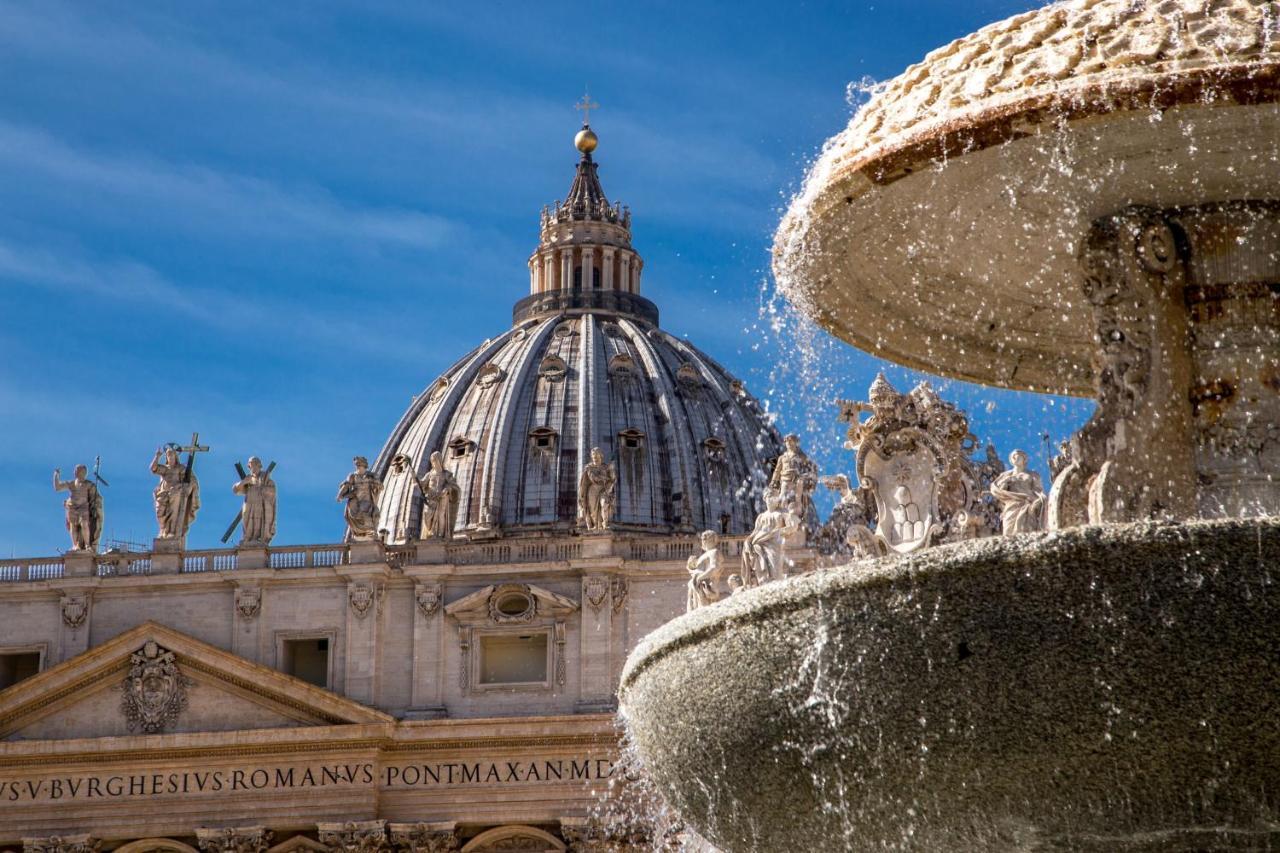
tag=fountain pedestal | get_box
[1054,202,1280,524]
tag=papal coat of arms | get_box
[838,373,999,555]
[121,641,192,734]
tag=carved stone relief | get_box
[488,584,536,624]
[610,577,628,613]
[195,827,273,853]
[387,823,459,853]
[415,581,443,618]
[835,373,998,556]
[348,582,382,620]
[121,641,192,734]
[22,836,100,853]
[234,586,262,621]
[584,576,609,611]
[317,821,388,853]
[60,592,89,630]
[1048,208,1198,525]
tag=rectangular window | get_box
[478,633,548,685]
[282,638,330,688]
[0,652,41,689]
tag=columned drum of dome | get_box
[375,124,781,542]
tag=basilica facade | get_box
[0,125,782,853]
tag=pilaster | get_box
[338,563,391,706]
[404,566,450,718]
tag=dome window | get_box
[477,364,505,389]
[553,320,576,339]
[677,363,703,390]
[427,378,450,403]
[609,354,637,377]
[619,429,645,451]
[602,323,623,338]
[704,437,727,462]
[539,356,567,382]
[448,436,474,459]
[528,428,558,477]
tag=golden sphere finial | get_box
[574,127,598,154]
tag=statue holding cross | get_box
[151,433,207,542]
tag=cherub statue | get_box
[52,464,103,552]
[337,456,383,541]
[685,530,725,612]
[990,449,1047,534]
[741,492,800,588]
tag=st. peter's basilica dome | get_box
[374,124,782,542]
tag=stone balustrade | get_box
[0,534,747,583]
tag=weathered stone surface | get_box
[620,517,1280,851]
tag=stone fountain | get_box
[620,2,1280,849]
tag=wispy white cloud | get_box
[0,121,454,250]
[0,239,454,364]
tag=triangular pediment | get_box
[0,621,391,741]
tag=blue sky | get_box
[0,0,1093,555]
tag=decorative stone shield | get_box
[863,441,941,554]
[415,582,442,618]
[584,576,609,610]
[121,641,192,734]
[348,583,377,619]
[60,593,88,630]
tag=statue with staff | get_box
[151,434,206,542]
[52,462,105,552]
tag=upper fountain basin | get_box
[773,0,1280,395]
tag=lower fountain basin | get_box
[619,518,1280,851]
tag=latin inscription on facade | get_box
[0,757,615,804]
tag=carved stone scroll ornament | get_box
[1047,209,1197,526]
[234,586,262,620]
[317,821,389,853]
[121,641,192,734]
[610,576,628,613]
[415,581,443,618]
[22,836,100,853]
[388,823,459,853]
[60,592,89,630]
[195,827,273,853]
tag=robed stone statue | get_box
[337,456,383,541]
[233,456,277,545]
[741,492,800,587]
[577,447,617,531]
[52,464,103,552]
[151,444,199,541]
[416,451,460,540]
[990,449,1047,535]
